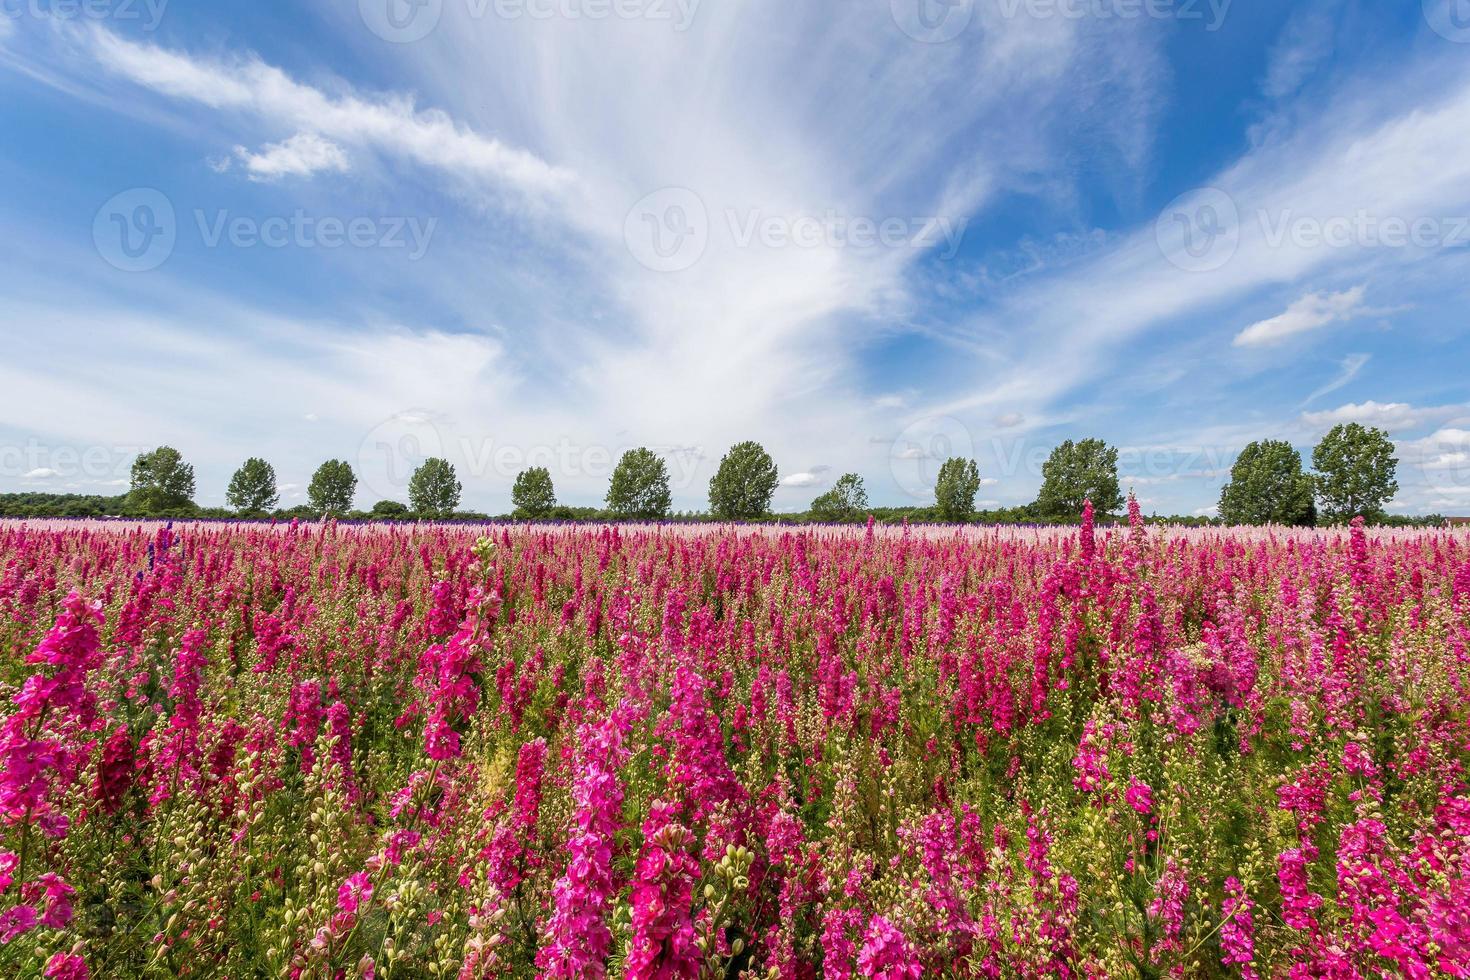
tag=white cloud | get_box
[80,26,572,197]
[233,132,348,181]
[1298,400,1462,434]
[781,472,824,488]
[1260,1,1338,102]
[1233,285,1368,348]
[1302,352,1369,406]
[319,3,1165,504]
[3,12,1171,507]
[1397,426,1470,492]
[926,49,1470,426]
[22,467,59,479]
[14,11,1467,517]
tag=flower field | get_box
[1,515,1469,979]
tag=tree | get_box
[408,458,462,518]
[810,473,868,522]
[1312,423,1399,523]
[225,457,279,514]
[370,500,410,519]
[129,446,196,514]
[606,448,672,520]
[308,460,357,515]
[934,457,982,522]
[1034,438,1123,520]
[512,466,557,519]
[708,441,779,520]
[1217,440,1315,526]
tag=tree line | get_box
[0,422,1442,526]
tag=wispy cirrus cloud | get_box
[924,40,1470,435]
[1302,352,1369,406]
[77,24,575,197]
[232,132,349,181]
[2,4,1467,517]
[1233,285,1368,347]
[1297,400,1462,434]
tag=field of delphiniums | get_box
[1,512,1469,979]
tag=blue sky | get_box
[1,0,1468,515]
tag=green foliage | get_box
[549,505,603,521]
[1217,440,1316,526]
[408,457,462,518]
[934,457,982,522]
[1035,438,1122,519]
[606,448,672,520]
[1378,513,1450,528]
[225,457,279,514]
[809,472,869,522]
[708,441,779,520]
[129,446,196,514]
[369,499,411,519]
[0,492,127,518]
[1312,422,1399,523]
[307,460,357,515]
[511,466,558,519]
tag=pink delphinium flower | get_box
[1079,499,1096,563]
[0,852,16,893]
[656,667,743,822]
[150,627,209,804]
[820,907,863,980]
[338,872,373,917]
[1277,847,1323,931]
[513,738,547,833]
[1219,877,1257,979]
[537,710,628,979]
[325,701,359,802]
[485,738,550,897]
[284,680,325,770]
[856,914,923,980]
[43,951,88,979]
[31,873,75,929]
[0,903,38,942]
[1071,721,1110,795]
[624,802,701,980]
[1125,778,1154,816]
[95,725,135,815]
[419,591,496,761]
[0,591,104,824]
[1148,859,1188,958]
[166,627,208,729]
[426,578,461,638]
